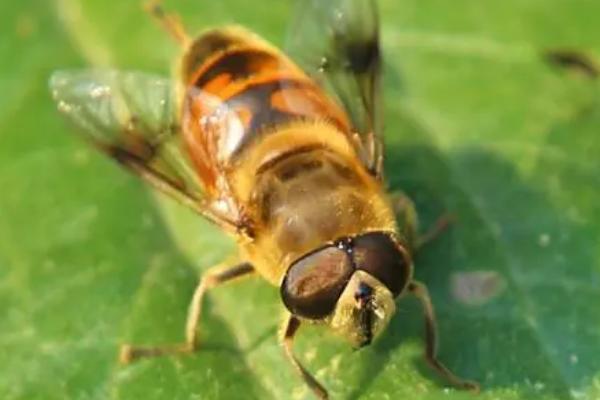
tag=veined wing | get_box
[49,69,240,232]
[285,0,384,178]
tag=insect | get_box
[50,0,480,398]
[544,48,599,78]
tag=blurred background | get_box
[1,0,599,399]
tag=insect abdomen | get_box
[181,27,351,182]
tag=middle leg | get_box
[391,191,454,250]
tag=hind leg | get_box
[144,0,190,45]
[120,262,254,363]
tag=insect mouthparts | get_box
[355,282,374,346]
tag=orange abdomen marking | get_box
[181,29,351,193]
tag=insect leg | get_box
[144,0,190,45]
[414,214,455,250]
[367,132,384,180]
[119,261,254,363]
[390,191,454,250]
[350,132,384,180]
[407,280,480,392]
[390,191,420,248]
[280,314,329,399]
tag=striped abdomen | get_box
[180,27,351,195]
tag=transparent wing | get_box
[49,69,229,224]
[285,0,384,177]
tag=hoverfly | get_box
[50,0,479,398]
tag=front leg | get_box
[120,261,254,363]
[408,280,480,392]
[280,314,328,399]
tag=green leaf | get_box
[1,0,599,399]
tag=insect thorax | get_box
[232,121,397,285]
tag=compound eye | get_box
[281,246,354,319]
[353,232,411,296]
